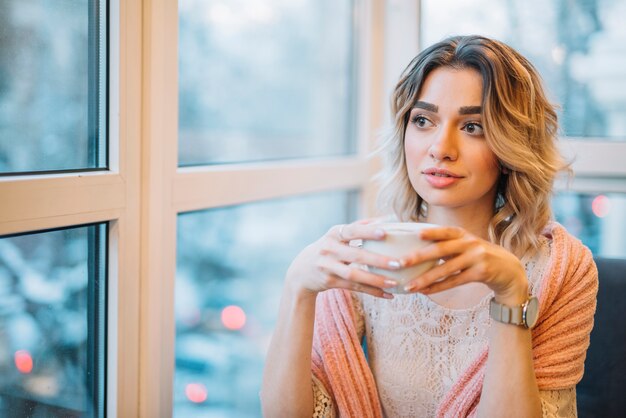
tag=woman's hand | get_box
[402,226,528,304]
[285,220,402,299]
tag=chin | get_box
[421,196,466,209]
[413,183,455,205]
[414,184,479,210]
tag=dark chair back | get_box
[577,257,626,417]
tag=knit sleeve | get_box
[311,289,383,417]
[539,387,577,417]
[435,225,597,418]
[532,229,598,389]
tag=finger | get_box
[318,258,398,290]
[401,238,470,268]
[325,240,402,271]
[419,226,465,241]
[330,223,386,243]
[404,250,474,291]
[327,274,395,299]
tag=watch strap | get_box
[489,297,524,326]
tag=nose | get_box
[428,124,458,162]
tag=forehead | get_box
[417,67,483,106]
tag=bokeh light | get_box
[185,383,208,403]
[592,195,610,218]
[221,305,246,330]
[15,350,33,374]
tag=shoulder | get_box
[541,222,595,270]
[537,222,598,302]
[541,221,582,245]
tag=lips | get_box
[422,167,463,188]
[422,168,462,177]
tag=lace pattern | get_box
[312,375,336,418]
[311,236,577,417]
[540,387,578,417]
[357,288,492,417]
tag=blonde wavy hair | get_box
[376,35,569,258]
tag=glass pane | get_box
[421,0,626,139]
[174,191,355,417]
[178,0,356,166]
[553,192,626,257]
[0,224,107,418]
[0,0,107,175]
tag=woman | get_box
[261,35,597,417]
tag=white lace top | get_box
[312,236,578,417]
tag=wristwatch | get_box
[489,296,539,329]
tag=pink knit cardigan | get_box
[311,223,598,417]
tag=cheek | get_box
[479,151,501,185]
[403,132,427,163]
[404,144,421,177]
[403,134,412,167]
[404,137,428,189]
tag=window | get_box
[1,0,389,415]
[421,0,626,139]
[0,0,107,174]
[174,192,355,416]
[420,0,626,258]
[172,1,368,415]
[178,0,356,166]
[554,192,626,257]
[0,0,132,416]
[0,224,107,418]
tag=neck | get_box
[424,205,494,241]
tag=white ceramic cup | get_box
[362,222,439,294]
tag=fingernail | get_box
[374,228,385,238]
[404,284,415,292]
[382,292,394,299]
[384,279,398,287]
[388,260,401,269]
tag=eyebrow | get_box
[413,101,482,115]
[413,101,438,112]
[459,106,482,115]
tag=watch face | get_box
[524,297,539,329]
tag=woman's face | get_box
[404,66,500,215]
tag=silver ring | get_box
[350,240,363,248]
[338,224,346,241]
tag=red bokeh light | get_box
[185,383,208,403]
[15,350,33,374]
[221,305,246,330]
[592,195,610,218]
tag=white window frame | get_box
[558,139,626,194]
[0,1,143,416]
[140,0,397,415]
[0,0,412,416]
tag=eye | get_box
[463,122,484,136]
[411,115,434,129]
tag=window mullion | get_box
[139,0,179,417]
